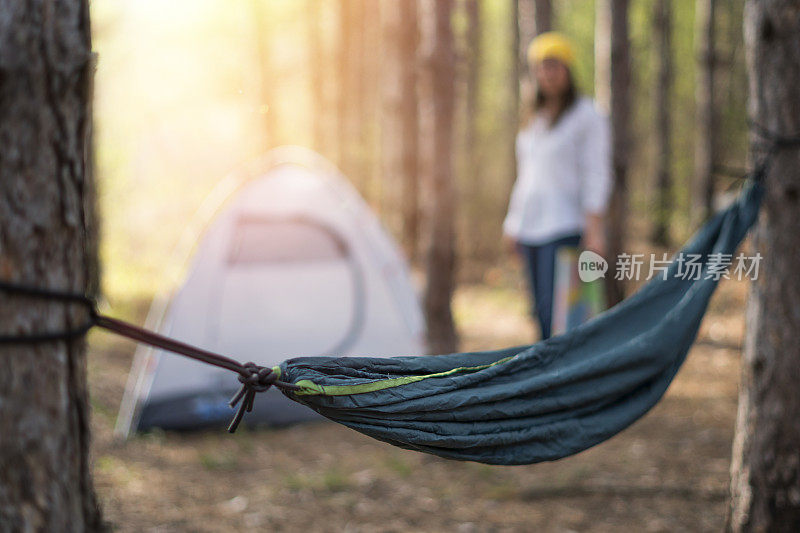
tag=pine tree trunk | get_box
[517,0,550,126]
[461,0,482,261]
[694,0,717,224]
[337,0,370,198]
[464,1,480,174]
[0,0,103,529]
[728,1,800,530]
[595,0,631,305]
[509,0,520,192]
[381,0,420,262]
[517,0,550,75]
[651,0,673,246]
[337,0,353,172]
[399,0,421,263]
[423,0,458,354]
[251,0,279,147]
[533,0,553,35]
[309,0,326,153]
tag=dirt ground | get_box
[88,276,748,532]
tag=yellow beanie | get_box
[527,31,576,68]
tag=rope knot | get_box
[227,362,276,433]
[237,362,276,392]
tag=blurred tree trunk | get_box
[464,0,480,173]
[308,0,325,153]
[509,0,520,191]
[518,0,550,134]
[518,0,550,97]
[694,0,717,223]
[381,0,421,261]
[651,0,673,246]
[399,0,421,262]
[252,0,279,147]
[518,0,536,55]
[0,0,103,529]
[460,0,482,262]
[533,0,553,35]
[518,0,535,101]
[337,0,353,173]
[595,0,631,306]
[338,0,370,198]
[360,0,379,202]
[728,2,800,530]
[424,0,459,354]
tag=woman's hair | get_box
[521,68,578,129]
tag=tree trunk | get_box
[517,0,551,106]
[533,0,553,36]
[694,0,717,223]
[337,0,352,172]
[509,0,520,192]
[399,0,421,262]
[728,2,800,531]
[463,0,480,172]
[651,0,673,246]
[309,0,326,153]
[359,0,379,202]
[0,0,103,529]
[460,0,482,262]
[251,0,279,148]
[339,0,368,195]
[423,0,458,354]
[381,0,421,261]
[595,0,631,306]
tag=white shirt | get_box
[503,97,612,245]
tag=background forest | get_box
[92,0,748,309]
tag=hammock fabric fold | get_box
[276,182,763,465]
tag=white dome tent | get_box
[115,147,425,437]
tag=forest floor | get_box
[88,270,749,532]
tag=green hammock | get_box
[273,181,763,465]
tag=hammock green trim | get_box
[292,355,517,396]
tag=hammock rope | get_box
[0,280,297,432]
[1,126,798,462]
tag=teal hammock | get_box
[273,181,763,465]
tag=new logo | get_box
[578,250,608,282]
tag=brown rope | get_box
[0,280,299,432]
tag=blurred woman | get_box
[503,32,611,340]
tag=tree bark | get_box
[595,0,631,306]
[463,0,480,175]
[651,0,673,246]
[517,0,550,107]
[533,0,553,36]
[0,0,103,530]
[381,0,421,261]
[459,0,482,262]
[308,0,326,153]
[251,0,279,148]
[337,0,368,195]
[694,0,717,224]
[509,0,520,192]
[423,0,458,354]
[399,0,421,262]
[728,2,800,531]
[337,0,353,172]
[360,0,380,202]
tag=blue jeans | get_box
[518,233,582,340]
